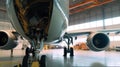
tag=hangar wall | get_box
[69,0,120,49]
[69,0,120,26]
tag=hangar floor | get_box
[0,49,120,67]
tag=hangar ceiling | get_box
[69,0,113,14]
[0,0,114,23]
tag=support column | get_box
[101,5,106,29]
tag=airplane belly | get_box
[6,0,69,43]
[45,0,68,42]
[6,0,30,40]
[7,0,54,40]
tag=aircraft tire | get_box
[40,55,46,67]
[25,47,30,56]
[63,47,67,56]
[22,55,29,67]
[70,47,74,56]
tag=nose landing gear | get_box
[22,26,47,67]
[22,47,46,67]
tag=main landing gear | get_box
[63,47,74,57]
[63,35,74,57]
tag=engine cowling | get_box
[0,30,18,50]
[87,32,110,51]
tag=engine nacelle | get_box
[87,32,110,51]
[0,30,18,50]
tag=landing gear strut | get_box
[63,35,74,57]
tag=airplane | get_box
[0,0,119,67]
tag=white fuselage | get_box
[6,0,69,43]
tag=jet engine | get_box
[86,32,110,51]
[0,30,18,50]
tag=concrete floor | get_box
[0,49,120,67]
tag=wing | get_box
[64,31,91,37]
[65,28,120,37]
[98,29,120,35]
[63,28,120,51]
